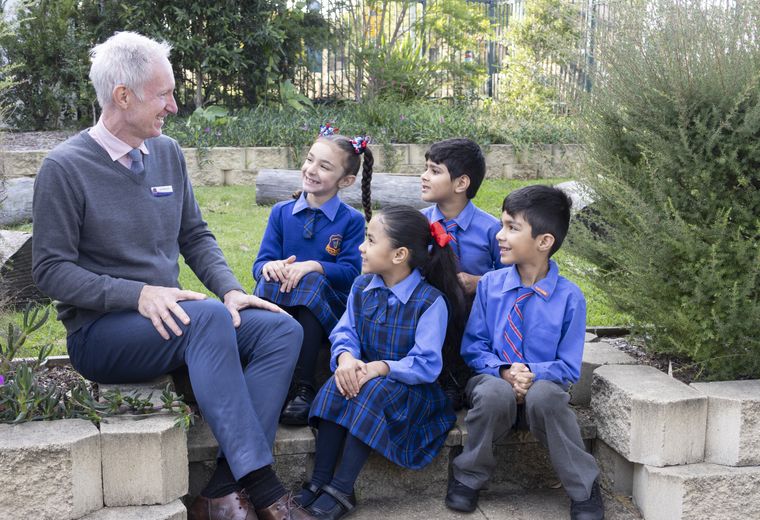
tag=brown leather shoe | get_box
[188,490,258,520]
[256,492,316,520]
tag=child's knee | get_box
[469,376,514,413]
[525,380,568,414]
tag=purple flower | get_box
[400,114,407,121]
[204,127,211,133]
[0,374,4,386]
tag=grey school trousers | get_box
[451,374,599,501]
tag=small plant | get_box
[0,304,194,428]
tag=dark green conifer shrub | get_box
[570,1,760,380]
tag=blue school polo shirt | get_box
[253,193,365,294]
[460,260,586,385]
[421,201,504,276]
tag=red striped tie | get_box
[502,287,534,363]
[443,218,460,259]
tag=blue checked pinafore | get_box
[309,275,456,469]
[255,272,345,334]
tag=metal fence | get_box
[291,0,610,110]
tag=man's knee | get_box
[238,308,303,360]
[182,299,233,330]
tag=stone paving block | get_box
[0,419,102,520]
[182,149,225,186]
[594,439,633,496]
[690,379,760,466]
[505,163,539,180]
[224,168,258,186]
[80,499,186,520]
[354,445,452,499]
[407,143,431,166]
[592,365,707,466]
[372,144,409,172]
[187,417,218,463]
[4,150,48,178]
[584,332,598,343]
[246,147,291,169]
[633,463,760,520]
[570,342,636,406]
[273,424,316,456]
[101,415,188,506]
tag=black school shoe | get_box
[280,384,316,426]
[571,480,604,520]
[307,484,356,520]
[445,476,480,513]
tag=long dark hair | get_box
[293,134,374,222]
[378,205,466,367]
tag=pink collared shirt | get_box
[88,119,150,169]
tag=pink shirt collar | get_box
[88,119,150,165]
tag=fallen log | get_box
[0,230,47,306]
[255,169,428,210]
[0,177,35,226]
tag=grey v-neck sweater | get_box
[32,131,243,334]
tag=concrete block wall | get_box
[5,353,759,519]
[590,364,760,519]
[2,143,584,186]
[0,412,187,519]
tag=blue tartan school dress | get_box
[309,272,457,469]
[253,193,365,333]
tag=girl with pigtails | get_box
[252,124,374,426]
[297,205,466,520]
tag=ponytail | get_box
[378,206,466,363]
[360,147,374,222]
[424,235,466,373]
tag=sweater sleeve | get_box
[32,158,145,311]
[174,146,243,298]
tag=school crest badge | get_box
[325,234,343,256]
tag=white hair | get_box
[89,31,172,109]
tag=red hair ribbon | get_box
[430,221,452,248]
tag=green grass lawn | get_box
[7,179,628,358]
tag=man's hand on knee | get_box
[138,285,207,339]
[223,289,285,327]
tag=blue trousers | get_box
[67,299,302,480]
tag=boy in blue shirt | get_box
[421,138,504,409]
[445,185,603,520]
[421,138,504,296]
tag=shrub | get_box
[0,305,193,427]
[164,98,576,152]
[570,0,760,380]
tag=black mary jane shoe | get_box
[294,481,321,508]
[307,484,357,520]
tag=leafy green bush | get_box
[164,98,576,151]
[570,1,760,380]
[0,305,193,427]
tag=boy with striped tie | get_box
[420,138,505,409]
[445,185,604,520]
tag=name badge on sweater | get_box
[151,185,173,197]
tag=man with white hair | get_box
[32,31,314,520]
